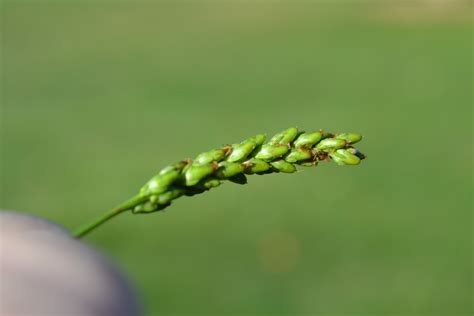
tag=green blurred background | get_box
[2,1,472,315]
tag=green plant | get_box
[73,127,365,238]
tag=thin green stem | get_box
[73,195,147,238]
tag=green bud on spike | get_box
[328,151,346,165]
[158,161,188,175]
[335,133,362,144]
[293,131,322,148]
[132,204,145,213]
[269,127,299,145]
[338,149,361,165]
[270,160,296,173]
[255,144,289,161]
[228,142,256,162]
[243,158,271,174]
[227,134,266,162]
[194,149,226,165]
[217,161,245,178]
[140,168,180,196]
[185,164,215,186]
[157,188,184,205]
[329,149,361,165]
[133,201,157,214]
[285,148,312,163]
[203,179,221,189]
[187,178,221,192]
[157,166,174,176]
[248,134,266,146]
[315,138,346,151]
[149,195,159,204]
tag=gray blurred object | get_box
[0,211,141,316]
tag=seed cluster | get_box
[133,127,365,214]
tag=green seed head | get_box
[131,127,364,216]
[335,133,362,144]
[315,138,346,152]
[293,131,322,148]
[73,127,367,238]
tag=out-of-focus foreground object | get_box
[0,211,141,316]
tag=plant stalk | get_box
[73,195,146,238]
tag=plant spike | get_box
[73,127,365,238]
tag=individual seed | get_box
[328,151,346,165]
[315,138,346,151]
[203,179,221,189]
[335,133,362,144]
[227,142,256,162]
[194,149,226,165]
[255,144,289,161]
[285,148,312,163]
[217,161,245,178]
[185,164,215,186]
[243,159,271,174]
[293,131,322,148]
[140,168,180,196]
[157,188,184,205]
[270,160,296,173]
[249,134,267,146]
[336,149,361,165]
[132,202,156,214]
[269,127,299,145]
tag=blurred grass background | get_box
[2,0,472,315]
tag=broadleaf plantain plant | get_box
[74,127,365,238]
